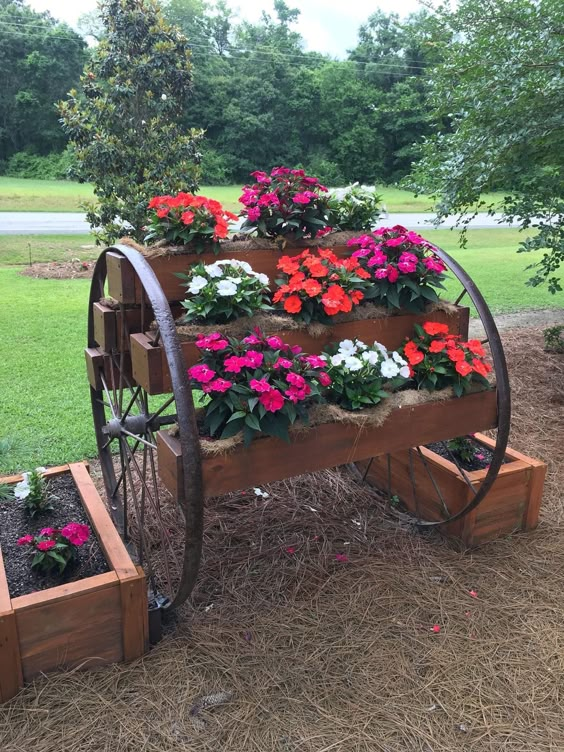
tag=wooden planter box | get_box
[0,463,148,703]
[157,390,498,498]
[358,433,547,547]
[130,306,470,395]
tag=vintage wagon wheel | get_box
[358,243,511,529]
[87,244,203,611]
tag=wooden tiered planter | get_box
[0,463,148,703]
[358,434,547,547]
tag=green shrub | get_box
[4,149,76,180]
[543,325,564,353]
[200,147,233,185]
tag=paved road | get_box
[0,211,519,235]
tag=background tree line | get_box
[0,0,440,186]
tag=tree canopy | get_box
[410,0,564,292]
[58,0,203,244]
[0,0,86,164]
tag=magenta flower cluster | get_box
[239,167,332,240]
[188,329,331,443]
[17,522,90,574]
[347,224,448,312]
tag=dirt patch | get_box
[1,326,564,751]
[20,260,94,279]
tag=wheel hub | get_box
[105,414,149,439]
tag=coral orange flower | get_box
[466,340,486,357]
[472,358,491,377]
[278,255,301,274]
[350,290,364,305]
[303,279,322,297]
[317,248,338,262]
[455,360,472,377]
[429,339,447,353]
[284,295,302,314]
[423,321,450,336]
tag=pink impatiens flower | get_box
[244,350,264,368]
[61,523,90,546]
[17,535,34,546]
[292,192,311,204]
[259,389,285,412]
[250,378,272,393]
[274,357,293,369]
[247,206,261,221]
[188,364,216,383]
[208,378,232,393]
[286,372,306,389]
[37,540,57,552]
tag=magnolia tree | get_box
[59,0,204,244]
[410,0,564,293]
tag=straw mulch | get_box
[1,326,564,751]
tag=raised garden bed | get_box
[0,463,147,704]
[358,433,547,547]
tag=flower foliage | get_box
[188,330,331,444]
[146,192,238,253]
[238,167,332,239]
[178,259,271,323]
[400,321,492,397]
[14,468,52,517]
[17,523,90,574]
[273,248,371,324]
[329,184,383,231]
[348,224,447,312]
[322,338,410,410]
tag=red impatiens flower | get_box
[455,360,472,377]
[284,294,302,314]
[423,321,450,336]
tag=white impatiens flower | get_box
[256,273,269,286]
[330,354,344,366]
[344,356,363,371]
[373,341,388,357]
[205,263,223,278]
[362,350,381,366]
[188,275,208,294]
[14,473,30,500]
[380,359,400,378]
[216,280,238,296]
[225,276,242,285]
[355,340,367,350]
[392,351,407,366]
[399,365,411,378]
[338,339,357,356]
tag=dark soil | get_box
[0,474,109,598]
[426,435,508,472]
[20,260,94,280]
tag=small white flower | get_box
[161,93,167,100]
[253,488,269,498]
[399,365,411,379]
[373,341,388,357]
[330,354,344,366]
[355,340,367,350]
[362,350,380,366]
[14,474,30,500]
[380,359,400,378]
[225,276,242,285]
[188,275,208,294]
[216,280,238,296]
[205,263,223,278]
[344,356,363,371]
[392,351,407,365]
[257,273,269,286]
[338,339,357,356]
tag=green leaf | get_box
[220,418,245,439]
[245,413,261,431]
[227,410,246,423]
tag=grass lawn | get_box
[0,234,96,265]
[0,176,503,214]
[0,228,562,473]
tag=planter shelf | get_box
[358,434,547,547]
[0,463,148,704]
[157,390,499,499]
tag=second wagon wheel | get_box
[87,244,204,611]
[359,243,511,530]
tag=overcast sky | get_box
[28,0,426,57]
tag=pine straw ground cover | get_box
[1,326,563,751]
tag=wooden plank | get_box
[131,306,470,395]
[85,346,134,391]
[15,580,123,680]
[107,245,352,304]
[119,567,148,662]
[0,549,22,703]
[69,463,138,580]
[93,302,118,352]
[523,461,547,531]
[158,389,499,498]
[0,464,71,486]
[11,571,118,612]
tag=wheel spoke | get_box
[440,441,478,495]
[121,385,143,423]
[415,446,451,517]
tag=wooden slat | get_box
[93,302,118,352]
[15,580,123,680]
[69,463,138,579]
[131,306,470,395]
[523,462,547,531]
[119,567,148,662]
[158,389,498,498]
[11,571,119,612]
[85,346,134,391]
[107,245,352,304]
[0,464,72,486]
